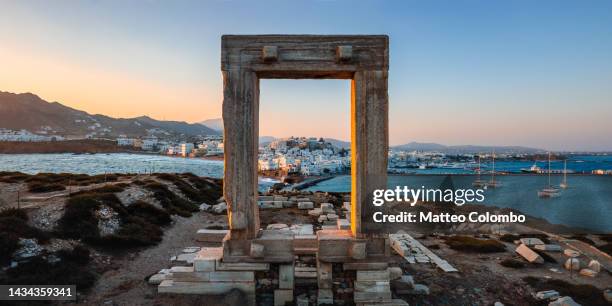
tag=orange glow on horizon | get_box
[0,46,221,123]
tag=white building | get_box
[117,135,135,146]
[179,143,195,157]
[142,136,159,151]
[0,129,62,142]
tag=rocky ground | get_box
[1,172,611,306]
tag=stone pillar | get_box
[222,68,260,240]
[351,70,389,237]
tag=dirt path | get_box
[78,212,227,306]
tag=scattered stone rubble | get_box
[297,201,313,209]
[536,290,560,300]
[534,244,562,252]
[211,202,227,214]
[515,243,544,264]
[13,238,43,261]
[199,203,211,211]
[535,291,583,306]
[116,187,150,206]
[196,229,228,242]
[390,232,458,272]
[564,258,581,271]
[154,194,431,305]
[549,296,581,306]
[95,205,120,236]
[153,192,607,305]
[512,235,605,284]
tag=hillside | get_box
[199,118,223,131]
[0,91,220,138]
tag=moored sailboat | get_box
[538,152,561,198]
[559,159,569,189]
[473,154,486,187]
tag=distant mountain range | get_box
[1,91,543,153]
[391,142,543,154]
[199,118,223,132]
[197,119,541,153]
[258,137,541,153]
[0,91,220,138]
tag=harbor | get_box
[1,153,611,232]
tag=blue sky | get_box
[1,0,611,150]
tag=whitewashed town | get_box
[2,127,612,176]
[258,137,350,176]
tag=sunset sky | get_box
[1,1,611,151]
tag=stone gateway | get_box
[222,35,389,242]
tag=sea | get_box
[0,153,277,191]
[0,153,611,232]
[305,175,612,233]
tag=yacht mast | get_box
[548,152,552,187]
[491,151,495,182]
[477,154,481,180]
[563,160,567,185]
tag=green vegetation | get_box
[0,248,96,290]
[0,232,19,265]
[0,207,28,220]
[154,172,222,205]
[131,179,147,186]
[523,277,609,306]
[2,172,222,258]
[443,235,506,253]
[599,243,612,256]
[144,181,198,217]
[90,184,127,193]
[127,201,172,226]
[1,172,125,193]
[0,171,29,183]
[28,182,66,193]
[500,258,525,268]
[96,216,163,247]
[57,189,164,248]
[0,172,223,298]
[0,217,50,243]
[0,208,50,265]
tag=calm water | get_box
[306,174,612,232]
[399,154,612,174]
[1,153,610,231]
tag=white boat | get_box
[473,154,486,187]
[538,152,561,198]
[538,187,561,198]
[521,162,541,173]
